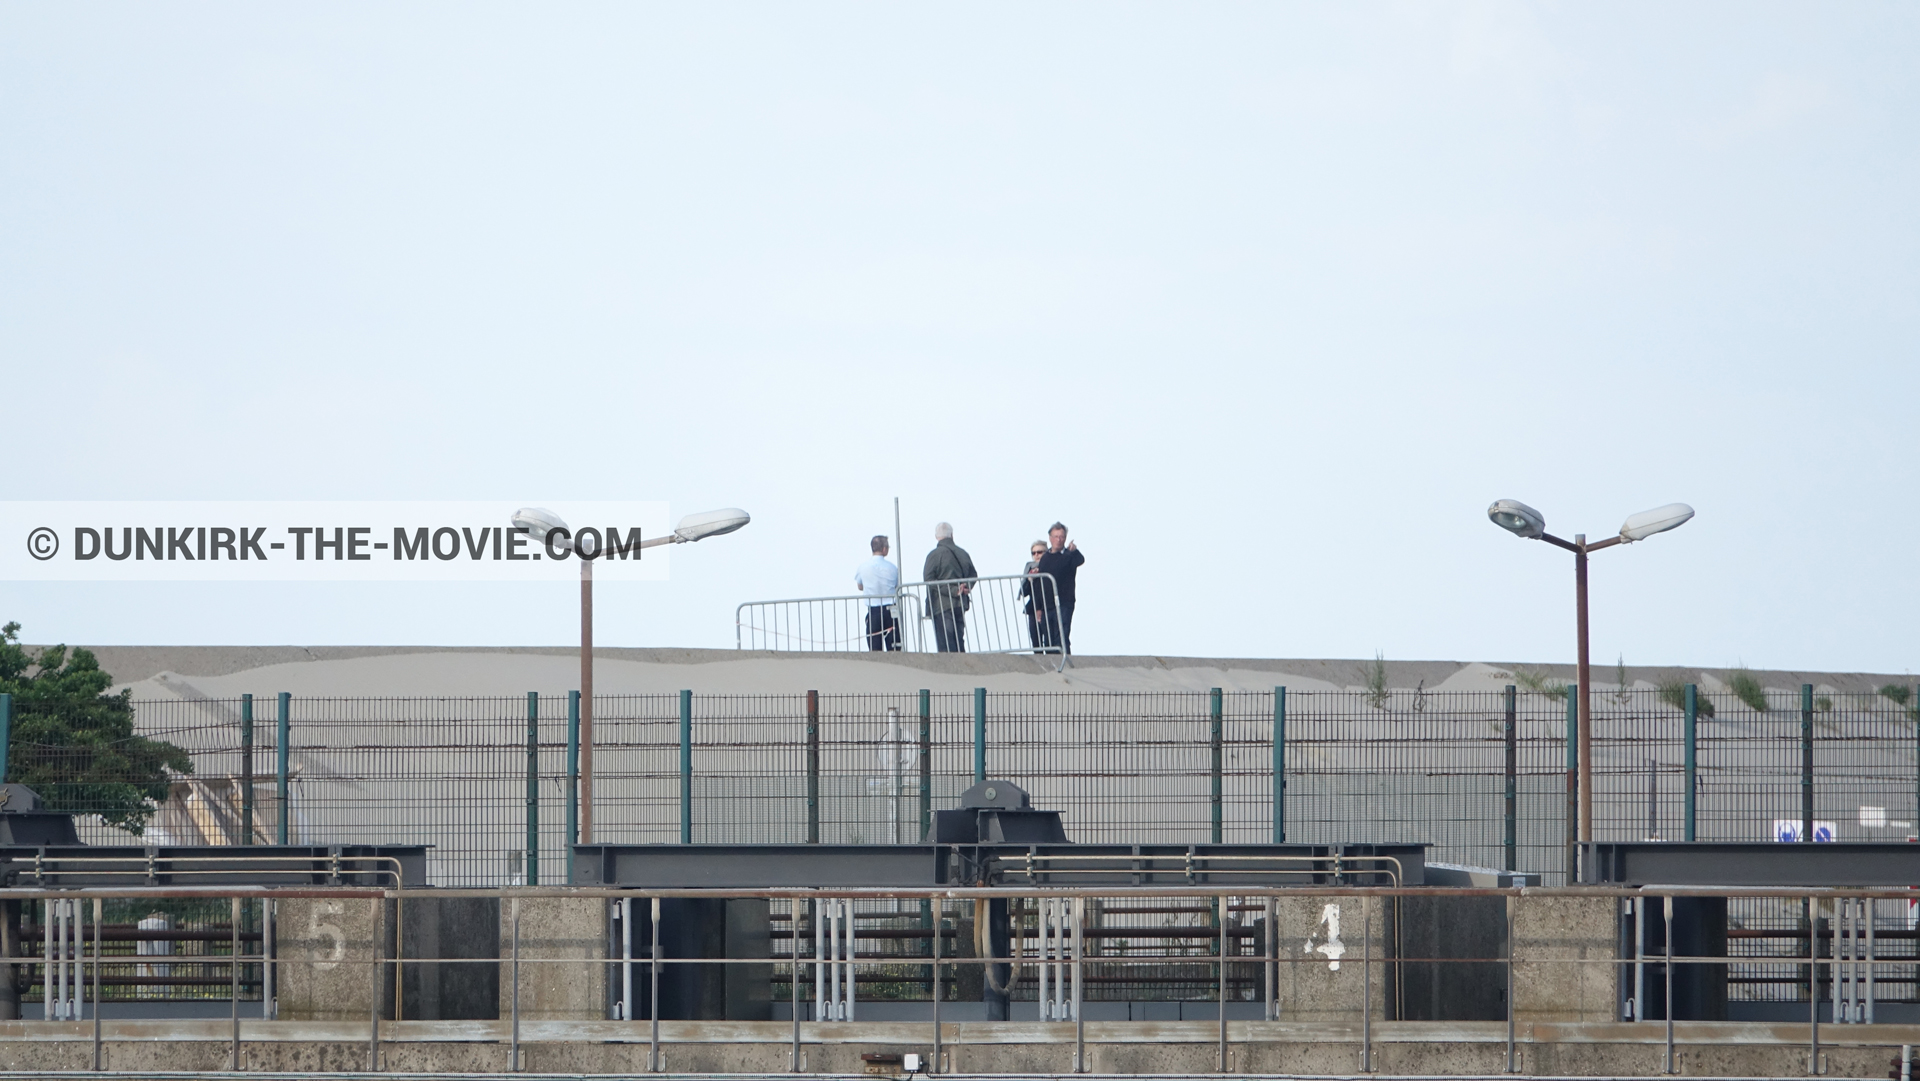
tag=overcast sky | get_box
[2,3,1915,674]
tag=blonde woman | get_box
[1019,540,1048,651]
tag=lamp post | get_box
[511,506,751,845]
[1486,499,1693,864]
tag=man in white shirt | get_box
[854,535,900,651]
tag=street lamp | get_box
[511,506,751,845]
[1486,499,1693,863]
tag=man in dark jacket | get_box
[1035,522,1085,654]
[922,522,977,652]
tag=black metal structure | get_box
[576,781,1435,1023]
[1584,842,1920,1024]
[1583,842,1920,888]
[0,844,428,888]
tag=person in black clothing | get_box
[1035,521,1085,653]
[922,522,977,652]
[1019,540,1049,652]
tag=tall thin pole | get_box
[1801,684,1815,843]
[1272,687,1286,843]
[918,689,933,841]
[1209,688,1223,844]
[276,692,291,845]
[580,557,594,845]
[680,689,694,844]
[240,694,254,846]
[566,691,580,881]
[1503,684,1517,872]
[0,692,10,783]
[806,691,821,844]
[894,497,905,594]
[1564,688,1577,882]
[1683,684,1698,843]
[1575,536,1593,845]
[974,688,987,783]
[525,692,539,886]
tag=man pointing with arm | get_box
[1035,521,1085,654]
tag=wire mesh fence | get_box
[0,686,1907,894]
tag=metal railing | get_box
[735,592,930,653]
[738,574,1069,670]
[6,882,1920,1077]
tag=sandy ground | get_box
[24,644,1906,702]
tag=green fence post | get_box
[1683,684,1698,842]
[1801,684,1814,843]
[275,692,290,845]
[1210,688,1224,844]
[680,689,694,844]
[806,690,821,843]
[567,691,580,880]
[526,692,539,885]
[1564,688,1577,882]
[0,692,11,783]
[917,690,932,840]
[974,688,987,783]
[1272,687,1286,843]
[240,694,255,846]
[1503,685,1517,872]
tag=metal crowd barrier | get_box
[738,573,1069,671]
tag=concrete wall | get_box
[500,895,607,1022]
[1513,894,1617,1023]
[1269,895,1386,1024]
[276,896,392,1022]
[0,1020,1911,1076]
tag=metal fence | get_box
[5,686,1913,897]
[10,882,1920,1068]
[737,574,1068,670]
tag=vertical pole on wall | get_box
[1801,684,1815,843]
[1210,688,1224,845]
[566,691,580,881]
[1564,689,1578,882]
[680,689,694,845]
[918,689,934,948]
[806,691,821,844]
[1503,685,1517,873]
[276,692,291,845]
[525,692,539,886]
[0,692,11,783]
[894,497,906,599]
[917,690,932,840]
[240,694,255,846]
[1683,684,1699,843]
[973,688,987,783]
[1272,687,1286,843]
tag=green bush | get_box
[1726,667,1769,713]
[1510,667,1569,702]
[1656,678,1715,718]
[1360,651,1389,710]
